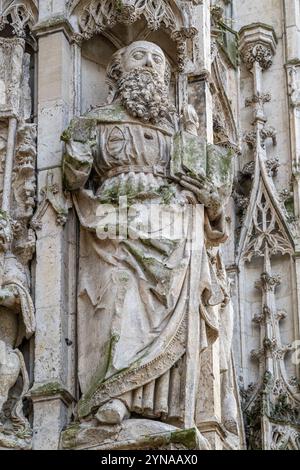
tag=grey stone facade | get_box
[0,0,299,451]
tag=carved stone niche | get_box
[78,18,180,115]
[69,0,198,75]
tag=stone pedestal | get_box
[61,419,201,451]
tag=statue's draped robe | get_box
[63,104,228,420]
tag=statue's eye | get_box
[132,51,145,60]
[153,55,163,64]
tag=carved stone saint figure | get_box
[62,41,238,437]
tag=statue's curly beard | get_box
[117,68,174,124]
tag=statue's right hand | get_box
[64,141,94,169]
[63,140,94,191]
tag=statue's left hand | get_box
[179,173,222,220]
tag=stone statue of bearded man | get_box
[62,41,239,441]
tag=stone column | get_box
[189,0,222,449]
[30,14,77,450]
[196,334,223,450]
[237,22,277,389]
[236,24,300,450]
[284,0,300,379]
[188,0,214,144]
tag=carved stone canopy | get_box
[68,0,198,71]
[0,1,38,37]
[239,23,277,70]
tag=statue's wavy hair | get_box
[106,43,172,103]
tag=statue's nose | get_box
[145,53,155,68]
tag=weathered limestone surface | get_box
[0,0,299,451]
[61,419,201,451]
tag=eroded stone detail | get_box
[0,37,36,450]
[31,171,72,229]
[241,44,274,71]
[0,1,38,38]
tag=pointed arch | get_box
[237,155,294,263]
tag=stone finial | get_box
[239,23,277,70]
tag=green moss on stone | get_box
[100,181,146,205]
[61,425,199,450]
[131,427,198,450]
[61,424,81,450]
[158,184,176,205]
[115,0,123,12]
[61,117,98,144]
[170,428,198,449]
[30,381,66,397]
[284,196,295,218]
[215,21,239,68]
[0,210,9,220]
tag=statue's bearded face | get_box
[108,41,173,124]
[122,42,166,79]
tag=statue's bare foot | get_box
[95,399,130,424]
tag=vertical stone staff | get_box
[184,204,204,427]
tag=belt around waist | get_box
[104,165,168,179]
